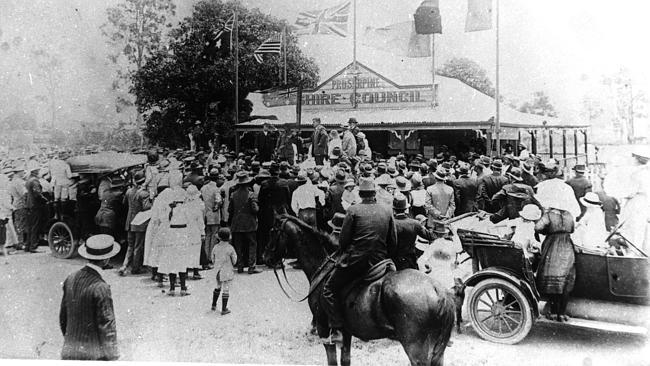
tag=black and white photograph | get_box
[0,0,648,365]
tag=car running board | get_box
[537,316,648,336]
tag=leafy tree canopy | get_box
[132,0,319,148]
[518,91,558,118]
[437,57,495,98]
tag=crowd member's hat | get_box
[580,192,602,207]
[308,171,320,183]
[522,161,534,175]
[225,152,235,158]
[340,122,350,129]
[216,155,227,164]
[573,164,586,174]
[396,176,411,192]
[328,212,346,232]
[387,166,399,177]
[427,159,438,170]
[416,154,424,162]
[235,171,253,185]
[261,161,272,169]
[410,175,423,189]
[436,152,445,161]
[237,152,245,158]
[396,154,405,161]
[79,234,121,261]
[433,168,447,180]
[431,220,450,235]
[392,193,410,210]
[159,159,170,170]
[478,156,491,167]
[375,174,392,186]
[540,159,558,174]
[337,161,349,171]
[334,170,347,183]
[251,161,261,168]
[397,160,407,170]
[344,179,355,189]
[362,164,374,175]
[458,165,470,176]
[133,171,146,185]
[415,234,431,251]
[507,167,524,182]
[209,168,220,179]
[358,178,376,192]
[348,117,358,125]
[491,160,503,171]
[377,162,387,173]
[519,204,542,221]
[279,161,290,169]
[244,156,253,164]
[292,165,301,175]
[295,171,308,183]
[357,149,367,157]
[409,161,421,169]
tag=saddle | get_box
[309,257,396,299]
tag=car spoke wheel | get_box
[468,278,534,344]
[48,222,76,259]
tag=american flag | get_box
[253,33,282,63]
[294,1,351,38]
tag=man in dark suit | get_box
[60,235,120,360]
[25,167,48,252]
[451,165,478,215]
[310,118,328,165]
[255,123,276,163]
[257,163,292,263]
[566,164,592,218]
[476,160,509,213]
[392,193,436,271]
[326,170,347,218]
[119,171,152,276]
[490,168,537,222]
[229,171,262,274]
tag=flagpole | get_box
[352,0,358,108]
[283,26,288,85]
[234,11,239,128]
[431,33,435,108]
[494,0,500,157]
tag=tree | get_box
[601,68,647,143]
[518,91,558,117]
[580,96,604,123]
[437,57,495,97]
[31,48,63,128]
[132,0,319,148]
[100,0,177,137]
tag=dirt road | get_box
[0,251,647,365]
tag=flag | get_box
[414,0,442,34]
[465,0,492,32]
[203,13,235,59]
[253,34,282,63]
[293,1,351,37]
[362,21,431,58]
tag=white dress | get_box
[573,207,608,250]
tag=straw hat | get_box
[78,234,121,261]
[392,193,410,210]
[519,204,542,221]
[580,192,602,207]
[358,178,376,192]
[235,171,252,185]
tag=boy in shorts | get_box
[211,228,237,315]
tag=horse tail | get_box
[428,288,455,366]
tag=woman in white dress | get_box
[184,184,205,280]
[573,192,608,251]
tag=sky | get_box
[0,0,648,128]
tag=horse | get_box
[262,214,456,366]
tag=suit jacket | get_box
[422,174,436,189]
[491,183,537,221]
[255,132,276,162]
[25,176,47,209]
[425,182,455,220]
[326,182,346,216]
[311,125,328,157]
[338,201,397,266]
[452,176,478,215]
[123,186,152,232]
[394,214,436,260]
[200,181,222,225]
[59,266,118,361]
[341,130,357,158]
[566,176,592,202]
[228,186,259,233]
[477,173,509,212]
[258,177,292,226]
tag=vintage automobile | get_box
[456,226,649,344]
[47,152,147,259]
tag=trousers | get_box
[122,231,145,272]
[321,259,372,329]
[232,231,257,269]
[202,224,219,266]
[26,207,47,250]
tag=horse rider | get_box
[322,178,398,344]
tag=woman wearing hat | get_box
[572,192,608,251]
[511,204,542,260]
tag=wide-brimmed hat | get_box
[395,176,411,192]
[386,166,398,177]
[328,212,346,231]
[522,161,534,175]
[295,171,308,183]
[573,164,586,174]
[410,175,423,189]
[375,174,392,186]
[519,204,542,221]
[344,179,355,189]
[255,169,271,180]
[334,170,347,183]
[133,171,146,185]
[235,171,252,185]
[433,168,447,181]
[358,178,376,192]
[580,192,602,207]
[78,234,121,260]
[430,220,450,235]
[507,168,524,182]
[491,160,503,171]
[478,156,492,167]
[392,193,410,210]
[340,122,350,129]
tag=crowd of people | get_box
[1,117,649,359]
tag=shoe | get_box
[211,306,216,311]
[180,290,191,297]
[157,282,164,288]
[118,269,126,277]
[192,274,202,280]
[131,269,145,275]
[167,289,176,296]
[237,268,244,274]
[329,329,343,344]
[102,264,114,270]
[221,309,231,315]
[248,267,262,274]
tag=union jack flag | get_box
[213,13,235,49]
[253,33,283,63]
[293,1,351,38]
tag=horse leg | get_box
[323,343,338,366]
[340,331,352,366]
[402,338,432,366]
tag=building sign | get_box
[262,62,437,110]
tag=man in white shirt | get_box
[50,152,73,218]
[291,171,325,228]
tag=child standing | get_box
[211,227,237,315]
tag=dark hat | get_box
[348,117,358,125]
[133,171,146,185]
[507,167,524,182]
[431,220,450,235]
[334,170,347,183]
[458,165,470,175]
[328,213,346,231]
[491,160,503,171]
[362,164,374,175]
[279,161,290,170]
[209,168,220,179]
[433,168,447,181]
[395,176,411,192]
[397,160,407,169]
[392,193,410,210]
[387,166,398,177]
[358,178,376,192]
[478,156,492,167]
[332,146,341,157]
[409,161,421,169]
